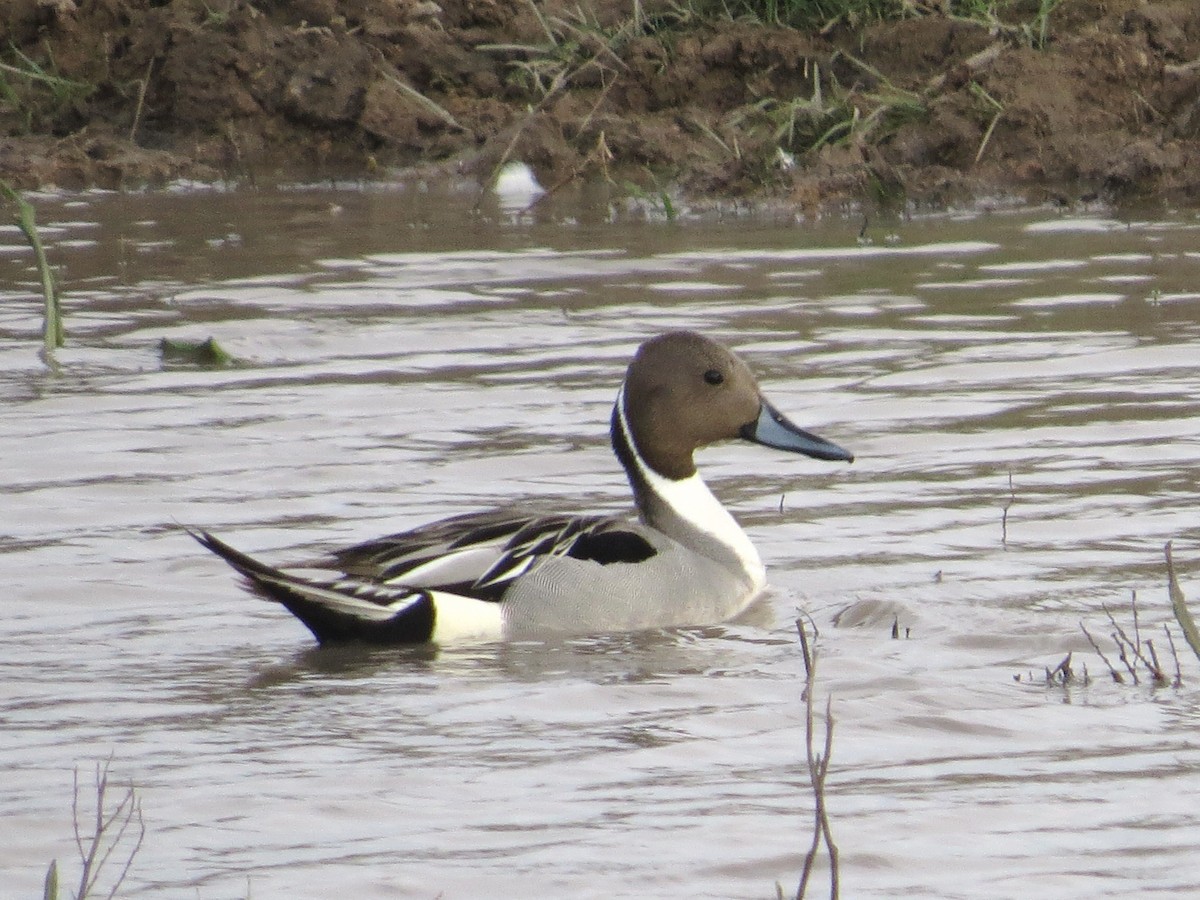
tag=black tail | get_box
[186,527,283,582]
[187,527,436,645]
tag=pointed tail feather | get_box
[186,526,284,582]
[187,527,436,644]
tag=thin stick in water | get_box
[794,617,839,899]
[1001,471,1014,547]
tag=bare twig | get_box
[1101,598,1170,684]
[796,613,817,686]
[1080,622,1123,683]
[818,693,839,893]
[1000,471,1014,547]
[1164,624,1184,688]
[1110,629,1139,683]
[795,617,839,900]
[1144,639,1168,686]
[70,759,145,900]
[1103,605,1142,684]
[1082,580,1185,687]
[1129,589,1141,650]
[1045,652,1073,684]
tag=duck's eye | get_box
[703,369,724,386]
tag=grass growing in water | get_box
[1165,541,1200,665]
[1,182,64,364]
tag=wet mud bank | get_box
[2,0,1199,211]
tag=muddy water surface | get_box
[3,186,1200,899]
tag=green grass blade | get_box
[43,859,58,900]
[1,182,64,357]
[1165,542,1200,665]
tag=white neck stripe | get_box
[616,388,765,589]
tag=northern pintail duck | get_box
[191,331,853,644]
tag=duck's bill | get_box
[741,400,854,462]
